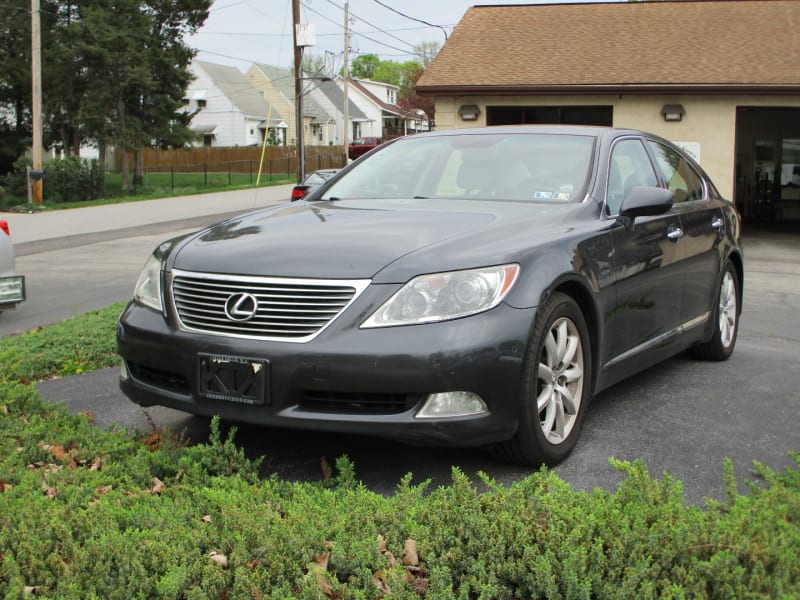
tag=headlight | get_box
[362,264,519,328]
[133,253,164,312]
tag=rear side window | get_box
[648,142,705,203]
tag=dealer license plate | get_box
[198,354,268,405]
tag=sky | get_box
[188,0,620,72]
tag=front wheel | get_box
[490,292,592,466]
[690,261,739,361]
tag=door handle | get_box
[711,217,724,231]
[667,227,684,241]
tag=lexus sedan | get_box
[0,218,26,314]
[117,126,743,466]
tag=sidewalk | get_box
[7,185,293,247]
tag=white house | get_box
[186,60,285,147]
[343,78,422,140]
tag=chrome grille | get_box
[170,270,370,343]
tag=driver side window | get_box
[606,139,659,216]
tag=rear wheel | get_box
[691,261,739,361]
[491,292,592,466]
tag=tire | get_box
[490,292,592,466]
[690,261,739,361]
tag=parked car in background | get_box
[291,169,341,202]
[118,125,742,466]
[348,136,383,160]
[0,218,26,313]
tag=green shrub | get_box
[1,381,798,598]
[42,156,106,203]
[1,309,798,597]
[2,156,31,199]
[0,155,105,204]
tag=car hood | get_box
[170,198,581,281]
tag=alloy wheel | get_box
[536,316,584,445]
[719,270,737,348]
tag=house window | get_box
[486,105,612,127]
[197,99,207,108]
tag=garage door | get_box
[487,105,613,126]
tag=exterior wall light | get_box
[458,104,481,121]
[661,104,685,122]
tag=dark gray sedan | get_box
[117,126,742,466]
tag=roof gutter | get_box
[414,84,800,97]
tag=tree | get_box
[301,53,330,77]
[65,0,210,189]
[0,0,209,185]
[350,54,381,80]
[0,0,59,172]
[398,63,434,131]
[348,42,440,101]
[414,41,439,68]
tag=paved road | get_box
[2,186,291,337]
[3,193,799,504]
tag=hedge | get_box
[1,380,798,598]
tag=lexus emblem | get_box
[224,292,258,321]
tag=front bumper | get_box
[117,299,536,447]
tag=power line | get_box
[299,2,411,57]
[321,0,417,51]
[372,0,449,42]
[299,1,428,60]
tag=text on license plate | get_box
[198,354,268,405]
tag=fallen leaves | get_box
[208,551,229,569]
[308,543,335,599]
[376,535,429,596]
[150,477,166,495]
[321,456,333,482]
[306,537,429,598]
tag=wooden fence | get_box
[114,145,347,174]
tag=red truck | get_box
[348,136,383,160]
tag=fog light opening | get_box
[416,391,488,419]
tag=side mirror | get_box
[619,187,674,219]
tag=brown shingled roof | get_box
[416,0,800,95]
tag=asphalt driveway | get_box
[5,189,798,504]
[22,211,800,505]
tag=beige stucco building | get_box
[416,1,800,223]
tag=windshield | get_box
[323,132,595,202]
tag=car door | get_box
[647,140,723,330]
[604,137,686,366]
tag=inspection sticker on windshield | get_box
[198,354,268,405]
[533,191,570,201]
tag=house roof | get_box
[312,77,367,120]
[251,63,336,123]
[195,60,282,120]
[348,79,419,119]
[416,0,800,95]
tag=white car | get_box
[0,218,26,313]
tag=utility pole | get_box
[292,0,303,183]
[342,0,350,162]
[30,0,43,203]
